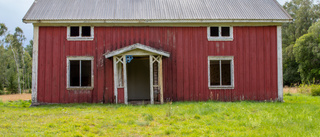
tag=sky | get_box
[0,0,289,46]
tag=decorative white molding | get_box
[207,26,233,41]
[208,56,235,89]
[66,56,94,90]
[104,43,170,58]
[23,19,292,24]
[67,26,94,41]
[277,26,283,102]
[31,25,39,104]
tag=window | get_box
[208,56,234,89]
[67,26,94,41]
[207,26,233,41]
[67,56,94,90]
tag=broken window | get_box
[209,56,234,88]
[81,26,91,37]
[208,26,233,41]
[68,57,93,89]
[68,26,94,40]
[210,27,219,37]
[70,26,80,37]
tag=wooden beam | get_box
[277,26,283,102]
[123,55,128,104]
[31,25,39,104]
[159,56,164,104]
[150,55,154,104]
[113,57,118,104]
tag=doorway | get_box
[127,56,150,101]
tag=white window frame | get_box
[207,26,233,41]
[67,26,94,41]
[208,56,234,89]
[67,56,94,90]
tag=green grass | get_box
[0,94,319,136]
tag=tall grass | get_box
[298,84,320,96]
[0,94,319,136]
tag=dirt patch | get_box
[283,87,299,94]
[0,94,31,102]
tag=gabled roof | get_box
[104,43,170,58]
[23,0,292,23]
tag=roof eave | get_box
[23,19,293,24]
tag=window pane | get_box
[210,60,220,85]
[70,60,80,86]
[70,27,80,37]
[81,60,92,87]
[221,27,230,37]
[221,60,231,85]
[82,26,91,37]
[210,27,219,37]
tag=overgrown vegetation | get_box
[0,94,319,136]
[0,23,32,94]
[282,0,320,85]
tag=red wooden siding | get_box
[37,26,278,103]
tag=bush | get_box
[0,90,4,95]
[311,85,320,96]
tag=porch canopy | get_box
[104,43,170,58]
[104,43,169,105]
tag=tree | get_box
[0,23,8,91]
[282,0,320,85]
[25,40,33,58]
[293,21,320,83]
[5,27,26,94]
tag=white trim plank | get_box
[277,26,283,102]
[113,57,118,104]
[123,55,128,105]
[66,56,94,90]
[24,19,292,24]
[31,25,39,105]
[104,43,170,58]
[150,55,154,104]
[208,56,235,89]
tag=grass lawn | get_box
[0,94,319,136]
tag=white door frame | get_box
[113,55,163,104]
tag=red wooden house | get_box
[23,0,292,105]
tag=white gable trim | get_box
[31,25,39,104]
[104,43,170,58]
[277,26,283,102]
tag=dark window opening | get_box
[70,60,80,86]
[210,60,231,86]
[81,60,92,86]
[221,27,230,37]
[221,60,231,85]
[70,26,80,37]
[210,27,219,37]
[82,26,91,37]
[210,60,220,86]
[69,60,92,87]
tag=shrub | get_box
[0,90,4,95]
[311,85,320,96]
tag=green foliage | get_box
[25,40,33,58]
[282,0,320,85]
[6,69,18,94]
[311,85,320,96]
[0,95,319,136]
[0,90,5,95]
[293,21,320,83]
[0,23,32,94]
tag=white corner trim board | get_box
[277,26,283,102]
[32,25,39,104]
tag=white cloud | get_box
[0,0,34,46]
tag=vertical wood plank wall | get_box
[37,26,278,103]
